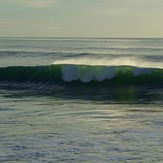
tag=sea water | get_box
[0,37,163,162]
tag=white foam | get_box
[52,54,162,82]
[133,68,153,76]
[62,65,116,82]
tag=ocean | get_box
[0,37,163,162]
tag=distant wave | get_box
[0,50,58,57]
[0,64,162,88]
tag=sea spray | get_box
[52,54,163,69]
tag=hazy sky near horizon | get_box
[0,0,163,37]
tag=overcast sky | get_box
[0,0,163,37]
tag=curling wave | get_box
[0,64,162,87]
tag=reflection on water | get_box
[0,85,163,162]
[0,92,163,162]
[116,86,137,101]
[0,83,162,104]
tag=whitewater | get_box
[0,37,163,162]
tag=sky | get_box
[0,0,163,37]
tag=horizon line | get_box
[0,36,163,39]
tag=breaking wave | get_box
[0,64,162,87]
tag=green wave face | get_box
[0,64,163,87]
[0,65,62,83]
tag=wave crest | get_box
[0,64,162,87]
